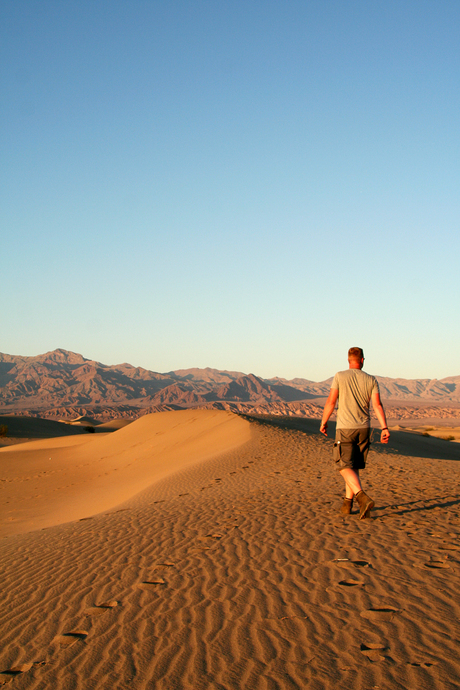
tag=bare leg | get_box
[340,468,362,498]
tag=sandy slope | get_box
[0,410,251,537]
[1,414,460,690]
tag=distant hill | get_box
[168,367,246,385]
[0,349,459,421]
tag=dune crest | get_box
[0,409,251,536]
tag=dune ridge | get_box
[0,409,251,537]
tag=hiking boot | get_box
[340,497,353,515]
[355,490,374,520]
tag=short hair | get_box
[348,347,364,361]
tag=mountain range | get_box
[1,349,459,422]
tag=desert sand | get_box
[1,410,460,689]
[0,410,251,536]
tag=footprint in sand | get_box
[0,662,44,686]
[53,630,89,648]
[333,559,371,569]
[138,578,166,591]
[360,643,390,662]
[408,661,437,668]
[85,600,119,616]
[437,544,460,551]
[338,579,365,587]
[1,662,34,675]
[423,560,450,569]
[156,562,175,567]
[98,600,118,608]
[326,578,365,592]
[360,607,400,621]
[192,534,222,551]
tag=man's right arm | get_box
[320,388,339,436]
[371,392,390,443]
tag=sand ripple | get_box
[1,419,460,688]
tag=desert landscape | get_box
[1,370,460,689]
[4,0,459,686]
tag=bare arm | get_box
[320,388,339,436]
[372,391,390,443]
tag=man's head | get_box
[348,347,364,369]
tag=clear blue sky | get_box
[1,0,459,381]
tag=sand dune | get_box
[1,412,460,689]
[0,409,251,537]
[96,418,133,430]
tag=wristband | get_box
[381,427,388,431]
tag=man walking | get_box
[320,347,390,519]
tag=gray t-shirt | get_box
[331,369,379,429]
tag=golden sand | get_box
[1,411,459,689]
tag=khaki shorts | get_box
[333,428,370,470]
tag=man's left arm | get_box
[320,388,339,436]
[371,392,390,443]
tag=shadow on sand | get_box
[242,414,460,462]
[376,495,460,517]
